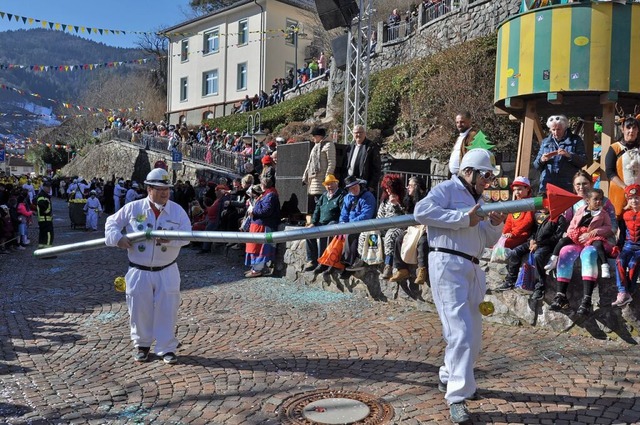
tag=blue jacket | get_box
[533,130,587,194]
[251,189,280,230]
[339,189,376,223]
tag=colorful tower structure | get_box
[494,1,640,193]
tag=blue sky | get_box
[0,0,195,48]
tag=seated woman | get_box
[244,177,281,278]
[545,170,618,274]
[550,188,615,315]
[389,176,429,285]
[357,174,406,278]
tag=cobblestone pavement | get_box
[1,199,639,425]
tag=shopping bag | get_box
[318,235,346,270]
[490,235,509,263]
[515,252,536,293]
[361,231,384,265]
[400,225,426,265]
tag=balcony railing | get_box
[99,129,246,176]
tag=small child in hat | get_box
[612,184,640,307]
[495,176,536,291]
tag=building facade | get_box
[164,0,317,127]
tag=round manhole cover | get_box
[303,398,370,424]
[278,390,394,425]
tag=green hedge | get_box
[202,88,328,134]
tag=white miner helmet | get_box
[144,168,173,188]
[459,149,498,174]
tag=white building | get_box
[164,0,317,126]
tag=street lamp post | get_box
[242,112,267,171]
[290,25,298,83]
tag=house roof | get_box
[6,158,33,167]
[162,0,317,33]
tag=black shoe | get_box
[134,346,150,362]
[576,296,592,315]
[303,262,318,272]
[322,266,334,277]
[494,281,515,292]
[530,287,545,301]
[549,293,569,311]
[162,352,178,364]
[313,264,329,275]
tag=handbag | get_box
[515,252,536,293]
[490,235,509,263]
[361,231,384,265]
[400,225,426,265]
[318,235,346,270]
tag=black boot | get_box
[577,280,596,315]
[550,281,569,311]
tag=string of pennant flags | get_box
[0,32,287,72]
[0,58,152,72]
[0,10,301,39]
[0,82,142,115]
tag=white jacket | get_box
[413,175,503,258]
[105,197,191,267]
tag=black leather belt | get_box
[129,260,176,272]
[429,247,479,264]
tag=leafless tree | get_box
[136,31,169,96]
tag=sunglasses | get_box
[628,188,639,195]
[549,116,562,122]
[474,170,494,179]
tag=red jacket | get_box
[502,210,535,248]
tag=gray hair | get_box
[546,115,569,130]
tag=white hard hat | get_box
[131,182,139,188]
[459,149,498,174]
[144,168,173,187]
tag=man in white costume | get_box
[105,168,191,364]
[125,182,142,204]
[414,148,506,423]
[113,179,127,211]
[83,190,102,231]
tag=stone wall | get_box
[61,140,235,185]
[370,0,521,74]
[299,0,523,108]
[282,227,640,342]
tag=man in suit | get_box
[448,112,478,175]
[344,125,382,196]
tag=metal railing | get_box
[383,169,448,193]
[381,0,458,46]
[422,0,454,23]
[99,129,245,176]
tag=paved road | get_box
[1,199,639,424]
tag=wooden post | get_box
[598,102,616,196]
[515,101,538,178]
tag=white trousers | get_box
[86,210,99,230]
[114,195,121,212]
[125,264,181,355]
[428,251,485,404]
